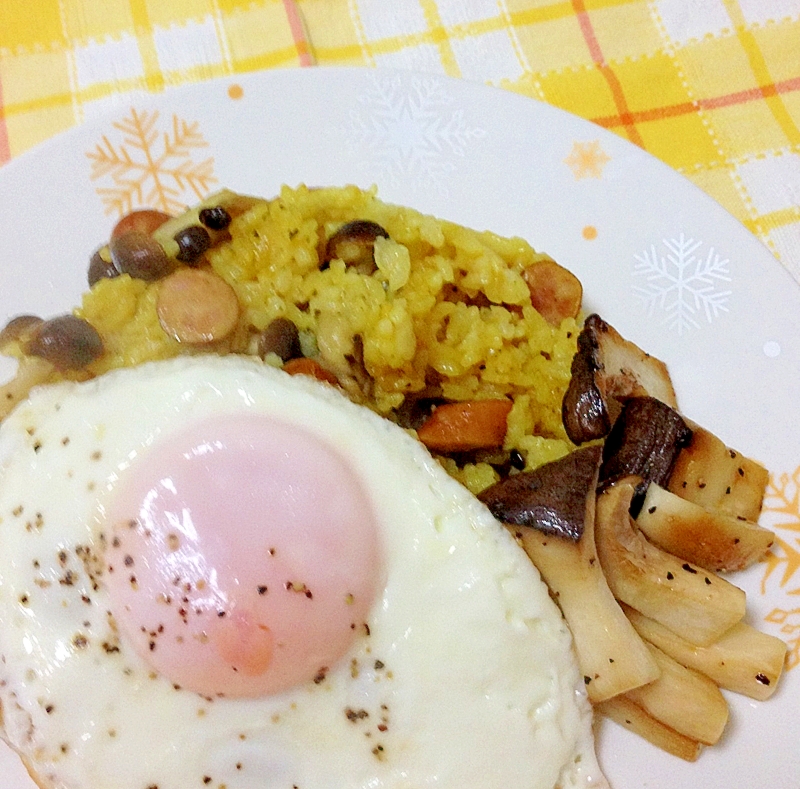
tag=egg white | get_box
[0,355,604,789]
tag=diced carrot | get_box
[416,399,513,454]
[283,357,339,385]
[522,259,582,326]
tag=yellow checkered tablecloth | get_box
[1,1,799,281]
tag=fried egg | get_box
[0,355,605,789]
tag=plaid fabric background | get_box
[1,0,798,281]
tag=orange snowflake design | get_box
[565,140,610,180]
[87,108,216,217]
[760,464,800,670]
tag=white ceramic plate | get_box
[1,67,799,789]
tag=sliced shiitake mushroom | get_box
[562,314,677,444]
[323,220,389,275]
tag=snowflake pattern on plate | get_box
[87,108,216,217]
[761,465,800,671]
[564,140,610,179]
[346,74,485,193]
[632,234,732,335]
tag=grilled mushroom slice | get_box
[624,643,729,747]
[623,603,787,701]
[478,445,602,541]
[597,695,703,762]
[595,477,746,647]
[599,396,693,513]
[636,483,774,573]
[667,421,769,522]
[481,447,660,702]
[562,314,677,444]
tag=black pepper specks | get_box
[313,667,328,684]
[682,563,698,574]
[285,580,313,599]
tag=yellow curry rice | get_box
[77,184,579,492]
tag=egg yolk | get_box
[102,412,383,698]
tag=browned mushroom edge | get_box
[561,313,676,445]
[477,444,602,541]
[599,396,693,516]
